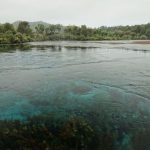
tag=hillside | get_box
[13,21,49,30]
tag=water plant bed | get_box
[0,113,150,150]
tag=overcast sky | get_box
[0,0,150,27]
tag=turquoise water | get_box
[0,41,150,149]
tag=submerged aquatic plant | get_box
[0,111,149,150]
[60,117,94,150]
[0,115,95,150]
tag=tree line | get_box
[0,21,150,44]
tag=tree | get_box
[45,24,61,36]
[35,24,45,34]
[0,24,3,33]
[81,25,87,37]
[3,23,15,33]
[17,21,32,34]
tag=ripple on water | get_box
[0,80,150,124]
[0,80,150,149]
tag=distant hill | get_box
[13,21,50,30]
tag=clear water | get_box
[0,41,150,149]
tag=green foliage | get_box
[35,24,45,34]
[0,22,33,44]
[45,24,62,36]
[0,22,150,44]
[3,23,15,33]
[0,116,95,150]
[0,113,149,150]
[17,21,32,34]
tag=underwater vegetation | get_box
[0,115,94,150]
[0,113,150,150]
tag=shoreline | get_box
[131,40,150,44]
[0,40,150,46]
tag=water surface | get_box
[0,41,150,149]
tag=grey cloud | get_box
[0,0,150,27]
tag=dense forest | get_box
[0,21,150,44]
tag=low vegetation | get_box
[0,21,150,44]
[0,115,103,150]
[0,113,150,150]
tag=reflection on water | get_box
[0,41,150,149]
